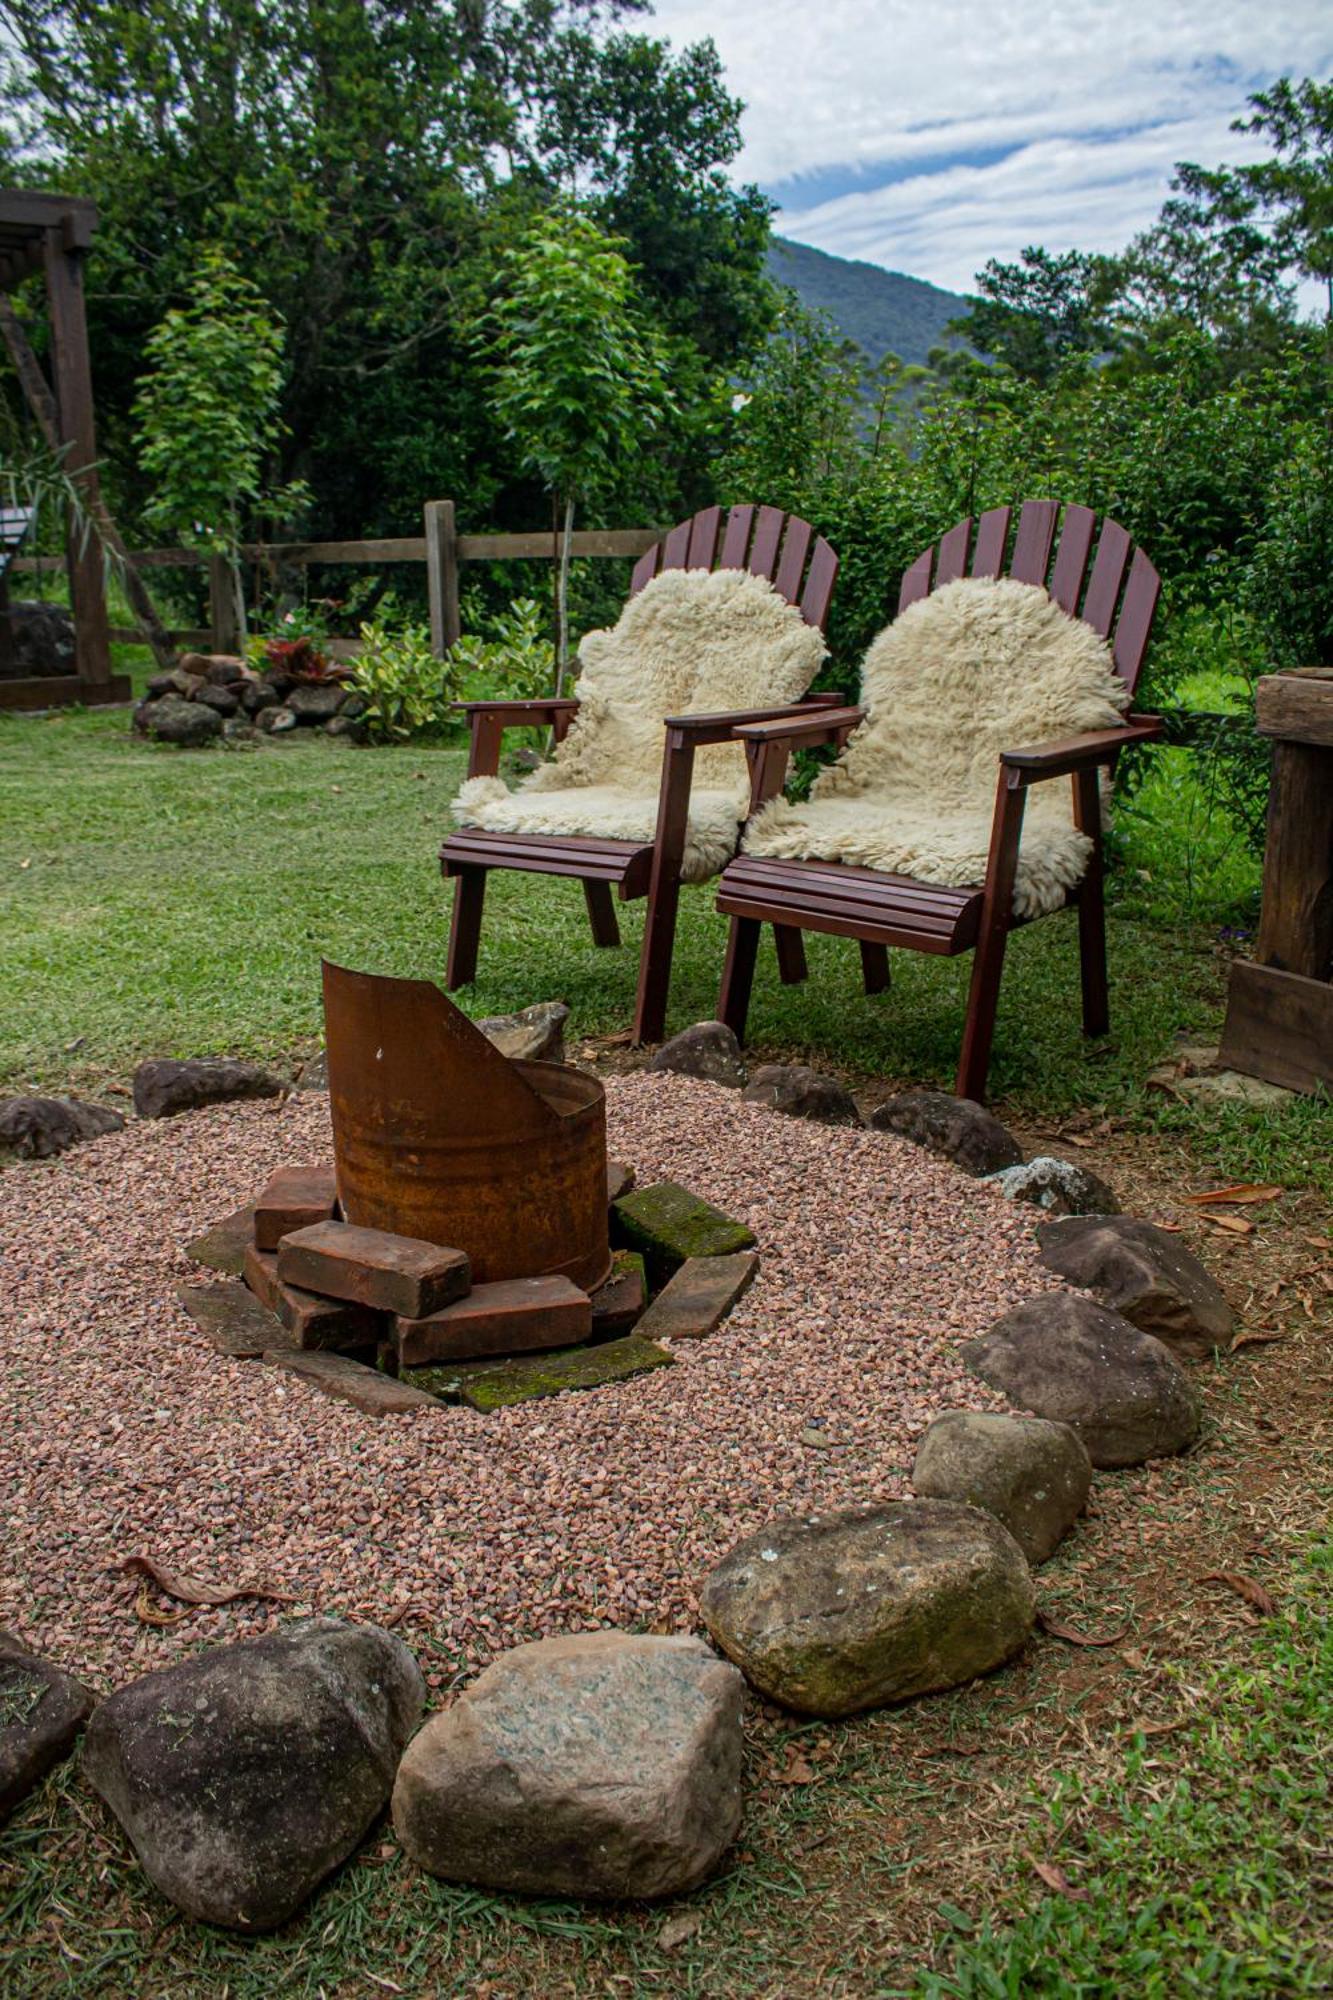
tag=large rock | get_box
[1036,1215,1234,1360]
[286,682,346,722]
[475,1001,569,1065]
[132,1057,285,1119]
[3,601,76,677]
[649,1022,748,1088]
[984,1155,1120,1216]
[962,1293,1202,1468]
[194,683,240,716]
[869,1091,1022,1176]
[911,1411,1091,1564]
[741,1064,862,1127]
[142,694,224,747]
[699,1501,1034,1718]
[81,1619,424,1930]
[0,1632,94,1823]
[392,1633,744,1900]
[0,1095,124,1159]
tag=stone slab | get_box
[278,1221,471,1319]
[184,1202,256,1277]
[611,1182,755,1287]
[589,1250,647,1341]
[177,1280,294,1358]
[457,1335,674,1413]
[394,1276,591,1366]
[264,1349,440,1415]
[634,1252,759,1343]
[254,1163,338,1251]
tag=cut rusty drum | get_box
[321,961,610,1291]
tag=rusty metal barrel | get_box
[322,961,610,1292]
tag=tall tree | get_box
[948,248,1117,382]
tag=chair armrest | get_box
[732,705,865,747]
[661,694,851,748]
[456,698,581,778]
[1000,716,1162,783]
[452,699,580,723]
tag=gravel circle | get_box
[0,1073,1060,1689]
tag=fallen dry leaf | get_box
[132,1588,189,1628]
[1229,1330,1288,1353]
[119,1554,294,1608]
[772,1753,818,1786]
[658,1909,703,1951]
[1200,1571,1277,1618]
[1200,1212,1256,1237]
[1038,1609,1130,1648]
[1031,1860,1090,1901]
[1182,1183,1283,1206]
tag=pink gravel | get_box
[0,1073,1060,1691]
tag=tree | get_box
[485,208,672,689]
[948,248,1117,382]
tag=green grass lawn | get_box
[2,702,1329,1193]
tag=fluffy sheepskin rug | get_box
[453,566,827,884]
[743,576,1130,917]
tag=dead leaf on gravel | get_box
[1031,1860,1090,1901]
[1038,1609,1130,1647]
[915,1737,986,1759]
[658,1910,703,1951]
[1200,1212,1256,1236]
[1183,1183,1283,1206]
[119,1554,294,1608]
[1200,1571,1277,1618]
[132,1589,190,1628]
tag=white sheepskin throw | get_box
[453,566,827,884]
[743,577,1129,917]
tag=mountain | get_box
[765,237,968,370]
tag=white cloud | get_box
[645,0,1332,292]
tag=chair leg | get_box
[582,878,621,949]
[860,942,891,994]
[1073,770,1110,1037]
[446,867,487,988]
[719,917,761,1042]
[773,924,808,985]
[956,772,1026,1101]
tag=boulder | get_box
[392,1633,744,1900]
[221,717,258,744]
[0,1632,95,1823]
[911,1411,1091,1564]
[475,1000,569,1065]
[869,1091,1023,1176]
[240,679,279,716]
[286,682,345,723]
[962,1293,1202,1468]
[81,1619,424,1930]
[260,705,298,734]
[143,695,223,747]
[295,1049,328,1091]
[4,601,76,677]
[1036,1215,1234,1360]
[194,683,240,716]
[699,1500,1034,1718]
[0,1094,124,1159]
[741,1064,861,1127]
[132,1057,285,1119]
[984,1155,1120,1216]
[649,1022,748,1088]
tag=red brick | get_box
[243,1243,281,1313]
[263,1349,439,1416]
[590,1251,646,1340]
[394,1275,591,1366]
[277,1221,470,1319]
[275,1283,383,1354]
[254,1163,338,1251]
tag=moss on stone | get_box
[458,1335,674,1413]
[611,1182,755,1287]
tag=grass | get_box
[3,704,1330,1194]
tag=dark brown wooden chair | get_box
[713,501,1164,1101]
[440,505,840,1044]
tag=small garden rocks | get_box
[0,1094,124,1159]
[392,1633,744,1900]
[741,1064,862,1127]
[475,1000,569,1065]
[984,1154,1120,1216]
[649,1021,748,1088]
[0,1632,94,1824]
[81,1619,424,1930]
[700,1500,1035,1717]
[138,693,223,746]
[869,1091,1023,1176]
[1036,1215,1234,1360]
[911,1411,1091,1563]
[132,1057,285,1119]
[963,1293,1202,1467]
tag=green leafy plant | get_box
[350,621,457,742]
[452,596,552,704]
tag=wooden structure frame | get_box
[440,503,841,1045]
[714,502,1164,1102]
[0,189,129,710]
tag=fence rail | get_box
[10,500,665,657]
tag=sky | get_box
[646,0,1332,299]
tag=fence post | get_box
[424,499,461,655]
[208,555,241,655]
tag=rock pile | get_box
[132,653,367,747]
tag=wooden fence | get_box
[9,500,665,659]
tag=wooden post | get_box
[42,217,114,694]
[424,499,460,655]
[208,555,241,655]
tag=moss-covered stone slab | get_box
[183,1202,256,1277]
[590,1250,647,1341]
[634,1252,758,1344]
[611,1182,754,1287]
[177,1280,294,1358]
[457,1334,674,1413]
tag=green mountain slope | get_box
[766,236,967,368]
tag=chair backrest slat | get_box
[1009,500,1058,585]
[1081,519,1132,639]
[629,543,660,594]
[799,536,839,630]
[898,548,933,612]
[628,505,838,630]
[1112,549,1161,694]
[687,505,722,569]
[748,505,785,582]
[936,519,971,587]
[773,517,813,605]
[1049,504,1096,614]
[719,504,755,569]
[660,519,692,570]
[970,507,1010,579]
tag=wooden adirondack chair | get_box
[713,501,1164,1101]
[440,504,840,1044]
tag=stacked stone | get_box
[132,652,368,747]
